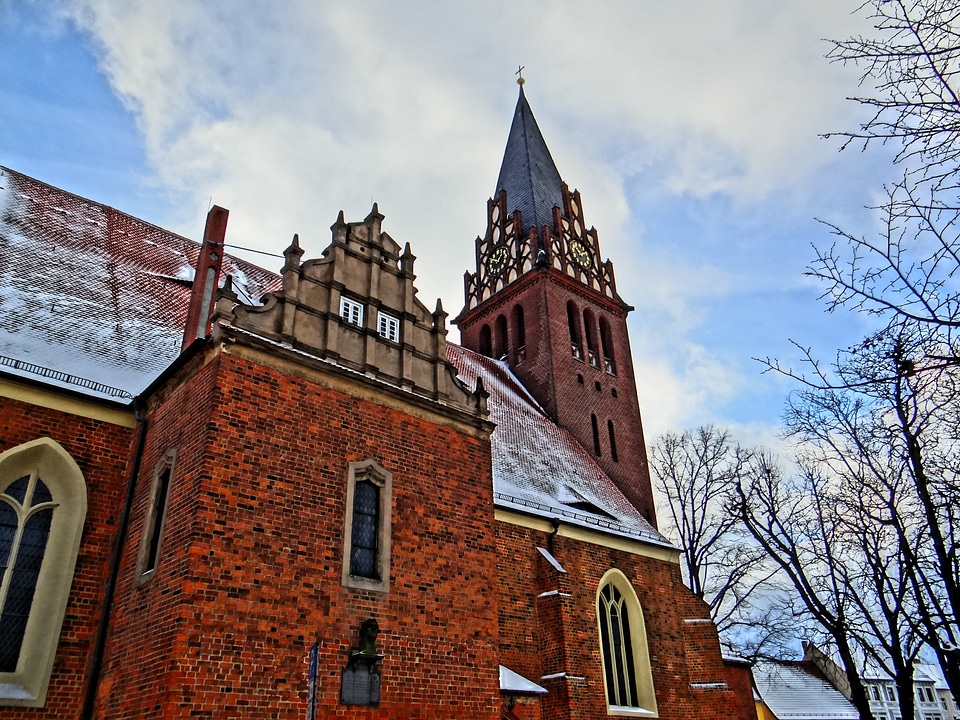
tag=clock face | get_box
[486,244,510,276]
[570,239,592,268]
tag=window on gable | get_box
[341,460,392,593]
[377,312,399,342]
[137,450,175,580]
[596,569,656,717]
[0,438,86,707]
[340,297,364,327]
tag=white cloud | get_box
[57,0,883,440]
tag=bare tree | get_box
[650,427,790,658]
[757,324,960,715]
[825,0,960,188]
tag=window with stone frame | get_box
[136,450,176,581]
[340,296,364,327]
[377,311,400,342]
[596,569,657,717]
[341,460,392,593]
[0,438,86,707]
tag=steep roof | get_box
[447,345,669,547]
[494,85,564,237]
[0,165,667,550]
[0,166,281,401]
[753,661,859,720]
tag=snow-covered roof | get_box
[0,166,280,401]
[753,661,859,720]
[2,166,670,550]
[447,346,671,547]
[499,665,547,695]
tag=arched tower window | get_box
[495,314,509,361]
[599,317,616,375]
[596,569,656,715]
[584,309,599,368]
[608,420,619,463]
[479,325,492,358]
[0,438,86,707]
[512,305,526,364]
[567,301,583,361]
[591,414,601,456]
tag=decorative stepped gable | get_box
[213,205,486,418]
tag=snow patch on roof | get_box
[753,661,859,720]
[500,665,547,694]
[447,345,671,547]
[0,166,280,399]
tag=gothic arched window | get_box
[567,301,583,361]
[0,438,86,707]
[512,305,526,364]
[495,314,509,361]
[583,309,599,368]
[596,569,656,715]
[479,324,492,358]
[599,316,616,375]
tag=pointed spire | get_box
[494,84,563,237]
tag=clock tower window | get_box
[608,420,619,462]
[512,305,526,364]
[599,317,617,375]
[584,309,599,368]
[479,324,492,358]
[567,301,583,361]
[495,315,509,360]
[591,414,601,456]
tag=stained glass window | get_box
[0,474,55,672]
[350,479,379,579]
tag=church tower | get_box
[456,82,656,524]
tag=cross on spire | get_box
[516,65,525,85]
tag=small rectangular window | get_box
[138,450,176,580]
[377,312,399,342]
[340,297,363,327]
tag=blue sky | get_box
[0,1,897,447]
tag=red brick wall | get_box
[0,395,135,720]
[97,349,502,718]
[496,521,747,720]
[459,271,656,525]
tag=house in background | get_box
[802,643,957,720]
[752,659,859,720]
[0,85,755,719]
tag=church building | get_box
[0,84,754,719]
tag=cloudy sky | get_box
[0,1,895,447]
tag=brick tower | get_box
[456,82,656,524]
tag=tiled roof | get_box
[753,661,860,720]
[0,166,281,400]
[447,345,670,547]
[0,165,667,550]
[494,86,564,237]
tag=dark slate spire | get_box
[494,85,563,236]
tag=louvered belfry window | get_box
[0,474,55,672]
[349,479,380,579]
[598,583,640,708]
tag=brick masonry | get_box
[0,395,134,720]
[94,348,502,719]
[496,521,752,720]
